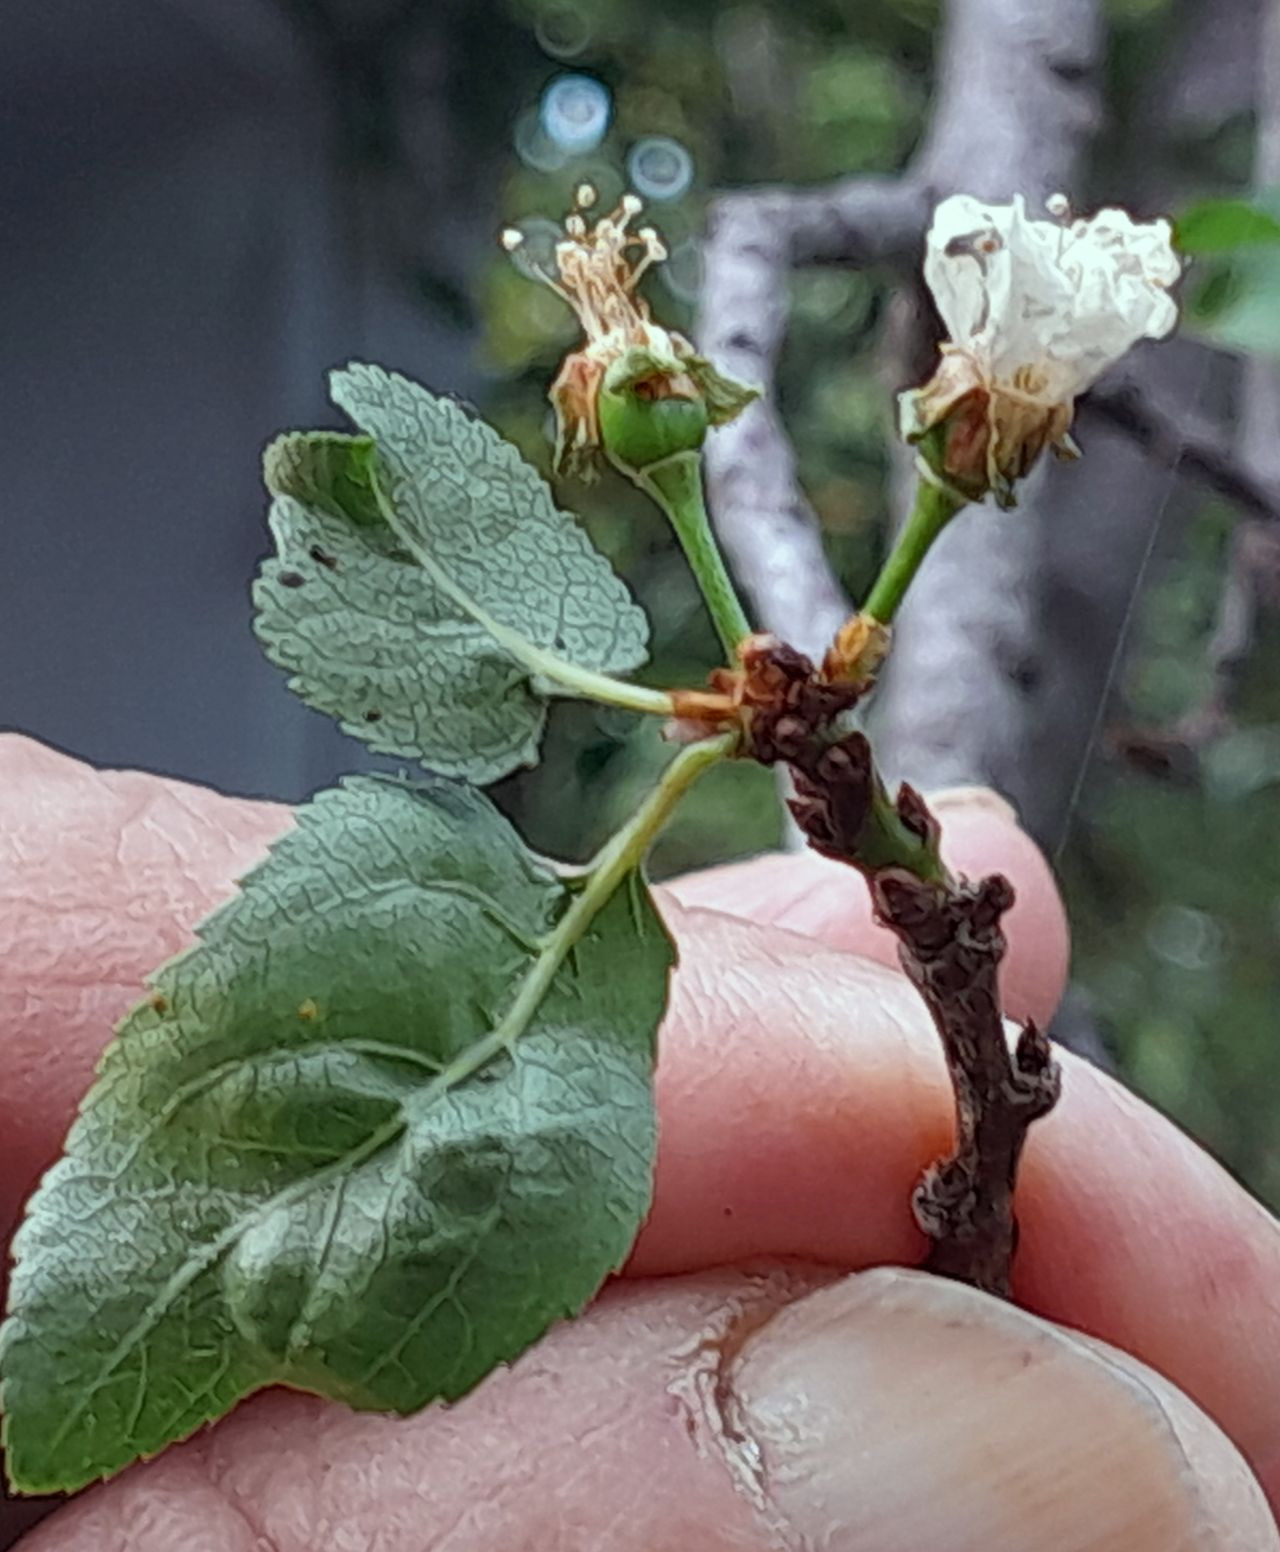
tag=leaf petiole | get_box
[429,733,733,1093]
[504,733,733,1045]
[365,455,674,719]
[523,648,675,717]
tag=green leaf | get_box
[255,494,549,785]
[1184,247,1280,358]
[1178,192,1280,361]
[262,431,386,529]
[1175,197,1280,255]
[0,777,673,1494]
[253,366,650,784]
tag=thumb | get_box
[24,1268,1273,1551]
[726,1268,1275,1550]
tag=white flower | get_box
[903,194,1181,506]
[925,193,1181,406]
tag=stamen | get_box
[625,227,667,289]
[1045,193,1071,220]
[501,189,666,343]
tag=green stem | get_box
[863,476,967,626]
[857,772,951,887]
[437,734,734,1085]
[630,452,752,658]
[496,733,732,1046]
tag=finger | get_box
[21,1267,1274,1551]
[634,898,1280,1511]
[0,736,288,1234]
[660,786,1070,1027]
[5,738,1280,1510]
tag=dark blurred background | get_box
[5,0,1280,1242]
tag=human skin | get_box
[1,734,1278,1548]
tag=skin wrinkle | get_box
[666,1270,845,1552]
[201,1464,283,1552]
[27,1458,267,1552]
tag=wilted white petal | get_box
[923,194,1014,345]
[924,193,1181,406]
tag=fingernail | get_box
[925,783,1022,828]
[720,1268,1275,1549]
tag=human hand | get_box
[2,736,1277,1548]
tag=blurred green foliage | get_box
[1064,501,1280,1204]
[1179,193,1280,358]
[459,1,1280,1204]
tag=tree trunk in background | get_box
[873,0,1269,853]
[868,0,1102,819]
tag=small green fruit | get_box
[598,348,709,471]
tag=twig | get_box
[1086,380,1280,524]
[872,870,1060,1297]
[697,181,927,663]
[784,729,1061,1298]
[714,637,1063,1296]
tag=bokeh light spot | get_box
[626,136,694,202]
[514,107,569,172]
[540,74,612,154]
[534,6,592,60]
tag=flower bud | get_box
[597,346,709,470]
